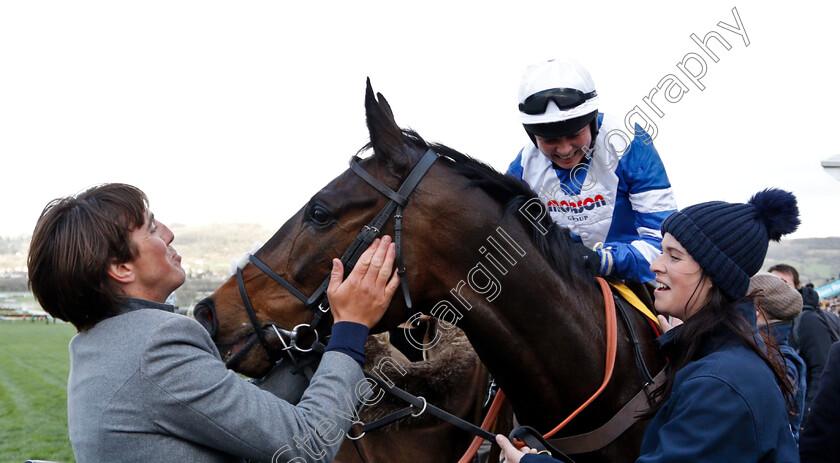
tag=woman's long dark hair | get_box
[642,276,796,418]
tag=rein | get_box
[505,278,666,459]
[543,277,618,439]
[233,147,662,461]
[469,276,616,463]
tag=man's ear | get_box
[107,260,135,285]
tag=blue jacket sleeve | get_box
[598,242,660,283]
[601,131,676,283]
[324,321,370,366]
[507,149,525,179]
[521,453,563,462]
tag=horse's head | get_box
[194,81,467,377]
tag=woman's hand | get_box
[496,435,538,463]
[657,314,684,333]
[327,236,400,328]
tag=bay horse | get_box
[194,81,664,463]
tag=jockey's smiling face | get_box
[534,125,592,169]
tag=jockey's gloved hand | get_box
[577,244,601,277]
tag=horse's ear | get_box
[377,91,396,121]
[365,78,410,170]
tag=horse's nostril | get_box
[193,298,218,339]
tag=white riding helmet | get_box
[518,59,600,140]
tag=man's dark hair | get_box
[768,263,801,288]
[28,184,148,331]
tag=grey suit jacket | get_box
[67,298,366,462]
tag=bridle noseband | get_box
[233,149,439,365]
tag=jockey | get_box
[507,58,677,283]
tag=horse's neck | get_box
[448,216,609,430]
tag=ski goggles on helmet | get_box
[519,88,598,115]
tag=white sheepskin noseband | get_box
[230,242,264,275]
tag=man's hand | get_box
[327,236,400,328]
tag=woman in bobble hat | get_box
[497,188,800,463]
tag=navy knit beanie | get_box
[660,188,800,301]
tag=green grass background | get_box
[0,321,76,462]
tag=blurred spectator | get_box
[771,263,840,429]
[751,273,807,444]
[769,263,801,289]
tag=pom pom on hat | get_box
[661,188,799,301]
[749,188,801,241]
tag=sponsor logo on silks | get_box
[547,195,607,214]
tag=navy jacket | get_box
[637,302,798,462]
[791,288,837,415]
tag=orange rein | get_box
[540,276,618,439]
[457,276,618,461]
[456,389,507,463]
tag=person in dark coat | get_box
[769,263,839,424]
[751,272,807,444]
[799,342,840,462]
[790,286,835,417]
[497,189,800,463]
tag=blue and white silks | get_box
[507,113,677,283]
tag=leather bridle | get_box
[233,149,439,366]
[228,147,662,462]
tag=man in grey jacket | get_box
[28,183,400,463]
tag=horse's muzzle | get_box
[193,297,218,339]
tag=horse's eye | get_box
[309,205,332,226]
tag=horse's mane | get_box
[365,129,594,284]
